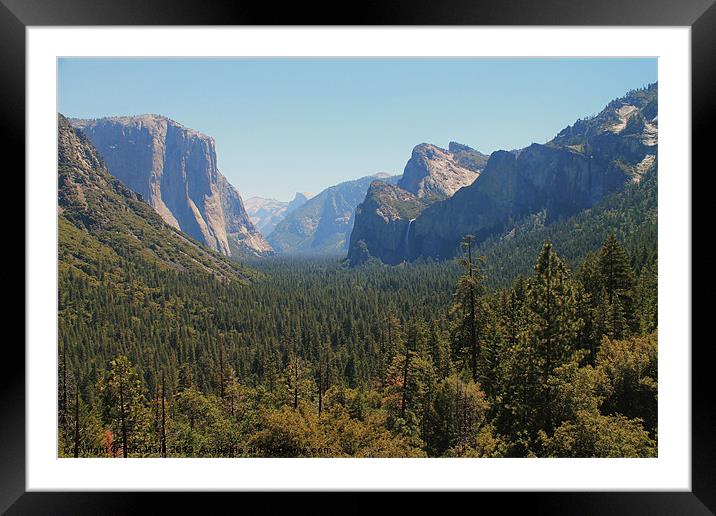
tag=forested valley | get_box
[56,100,658,458]
[59,212,657,458]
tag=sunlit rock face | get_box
[348,142,487,266]
[398,143,483,200]
[71,115,272,257]
[349,83,658,265]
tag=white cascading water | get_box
[404,218,415,260]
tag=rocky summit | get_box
[398,143,483,200]
[70,115,272,258]
[348,141,488,265]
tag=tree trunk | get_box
[543,259,554,434]
[318,370,323,418]
[293,360,299,410]
[161,372,166,458]
[119,375,128,458]
[470,289,477,383]
[154,375,159,438]
[400,346,411,420]
[73,385,80,458]
[61,345,67,441]
[466,238,479,383]
[219,347,225,400]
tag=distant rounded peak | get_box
[373,172,391,178]
[293,191,315,201]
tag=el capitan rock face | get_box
[70,115,272,257]
[349,83,658,265]
[58,114,251,283]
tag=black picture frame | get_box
[5,0,709,510]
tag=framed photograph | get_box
[7,0,710,509]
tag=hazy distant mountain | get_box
[348,83,658,265]
[267,173,399,255]
[70,114,272,258]
[287,192,314,213]
[245,192,314,237]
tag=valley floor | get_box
[58,234,657,458]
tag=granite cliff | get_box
[348,141,487,265]
[71,115,271,257]
[398,142,483,200]
[58,114,252,282]
[348,83,658,265]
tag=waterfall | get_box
[404,218,415,261]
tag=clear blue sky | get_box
[58,58,657,201]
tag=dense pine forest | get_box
[58,173,657,457]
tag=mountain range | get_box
[348,83,658,265]
[63,83,657,269]
[70,115,271,258]
[265,140,487,256]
